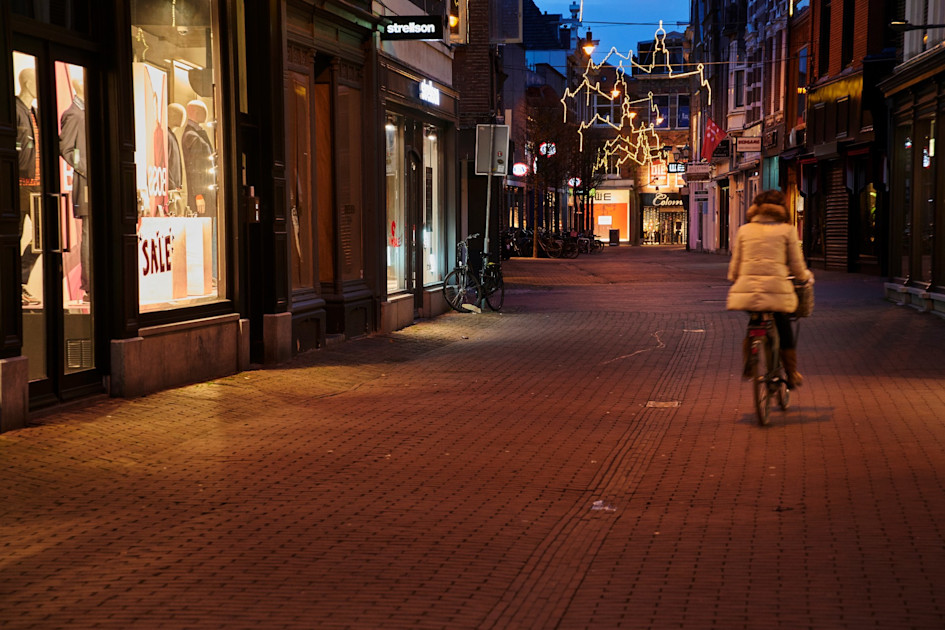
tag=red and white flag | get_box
[702,117,727,160]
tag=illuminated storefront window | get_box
[131,0,224,312]
[422,124,444,286]
[386,115,406,292]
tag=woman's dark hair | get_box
[752,189,785,207]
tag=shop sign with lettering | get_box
[736,136,762,152]
[381,17,443,40]
[419,80,440,105]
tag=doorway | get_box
[13,41,102,405]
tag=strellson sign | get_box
[381,17,443,41]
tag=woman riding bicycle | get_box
[727,189,813,388]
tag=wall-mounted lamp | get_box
[890,21,945,32]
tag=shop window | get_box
[131,0,224,312]
[917,117,935,283]
[287,72,315,290]
[893,123,913,280]
[386,115,406,292]
[423,125,445,286]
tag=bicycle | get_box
[443,233,482,312]
[745,312,793,425]
[479,250,504,311]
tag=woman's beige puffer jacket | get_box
[726,201,812,313]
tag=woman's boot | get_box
[782,348,803,388]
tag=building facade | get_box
[879,0,945,315]
[0,0,470,431]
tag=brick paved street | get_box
[3,245,945,629]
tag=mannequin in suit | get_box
[181,99,215,215]
[167,103,186,214]
[59,74,91,300]
[15,67,41,303]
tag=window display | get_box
[422,124,444,286]
[131,0,223,312]
[386,115,406,292]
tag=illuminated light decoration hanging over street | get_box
[561,21,712,170]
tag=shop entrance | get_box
[13,40,102,405]
[642,208,688,244]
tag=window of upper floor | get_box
[904,0,945,62]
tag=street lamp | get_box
[890,21,945,32]
[582,30,597,56]
[673,144,691,162]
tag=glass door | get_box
[14,42,99,403]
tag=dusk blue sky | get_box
[535,0,691,63]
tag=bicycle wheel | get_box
[751,337,771,425]
[542,239,563,258]
[563,240,580,258]
[443,268,481,312]
[484,266,505,311]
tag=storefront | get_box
[880,45,945,315]
[640,192,686,244]
[0,1,293,430]
[378,51,457,331]
[283,2,378,350]
[593,188,630,242]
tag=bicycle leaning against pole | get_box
[443,233,505,312]
[443,233,482,312]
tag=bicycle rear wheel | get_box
[443,268,481,312]
[484,267,505,311]
[751,337,772,425]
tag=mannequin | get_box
[181,99,215,215]
[59,73,91,301]
[15,67,40,304]
[167,102,186,214]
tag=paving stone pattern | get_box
[2,246,945,629]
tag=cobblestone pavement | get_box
[3,245,945,629]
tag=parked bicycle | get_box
[479,250,504,311]
[745,312,794,425]
[443,233,481,312]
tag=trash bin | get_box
[609,229,620,246]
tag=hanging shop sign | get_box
[511,162,528,177]
[668,162,687,173]
[712,138,730,158]
[736,136,762,152]
[684,163,711,181]
[381,17,444,41]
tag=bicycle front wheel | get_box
[751,337,772,425]
[443,268,481,312]
[484,267,505,311]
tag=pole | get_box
[484,125,495,257]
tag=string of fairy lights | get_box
[561,21,711,172]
